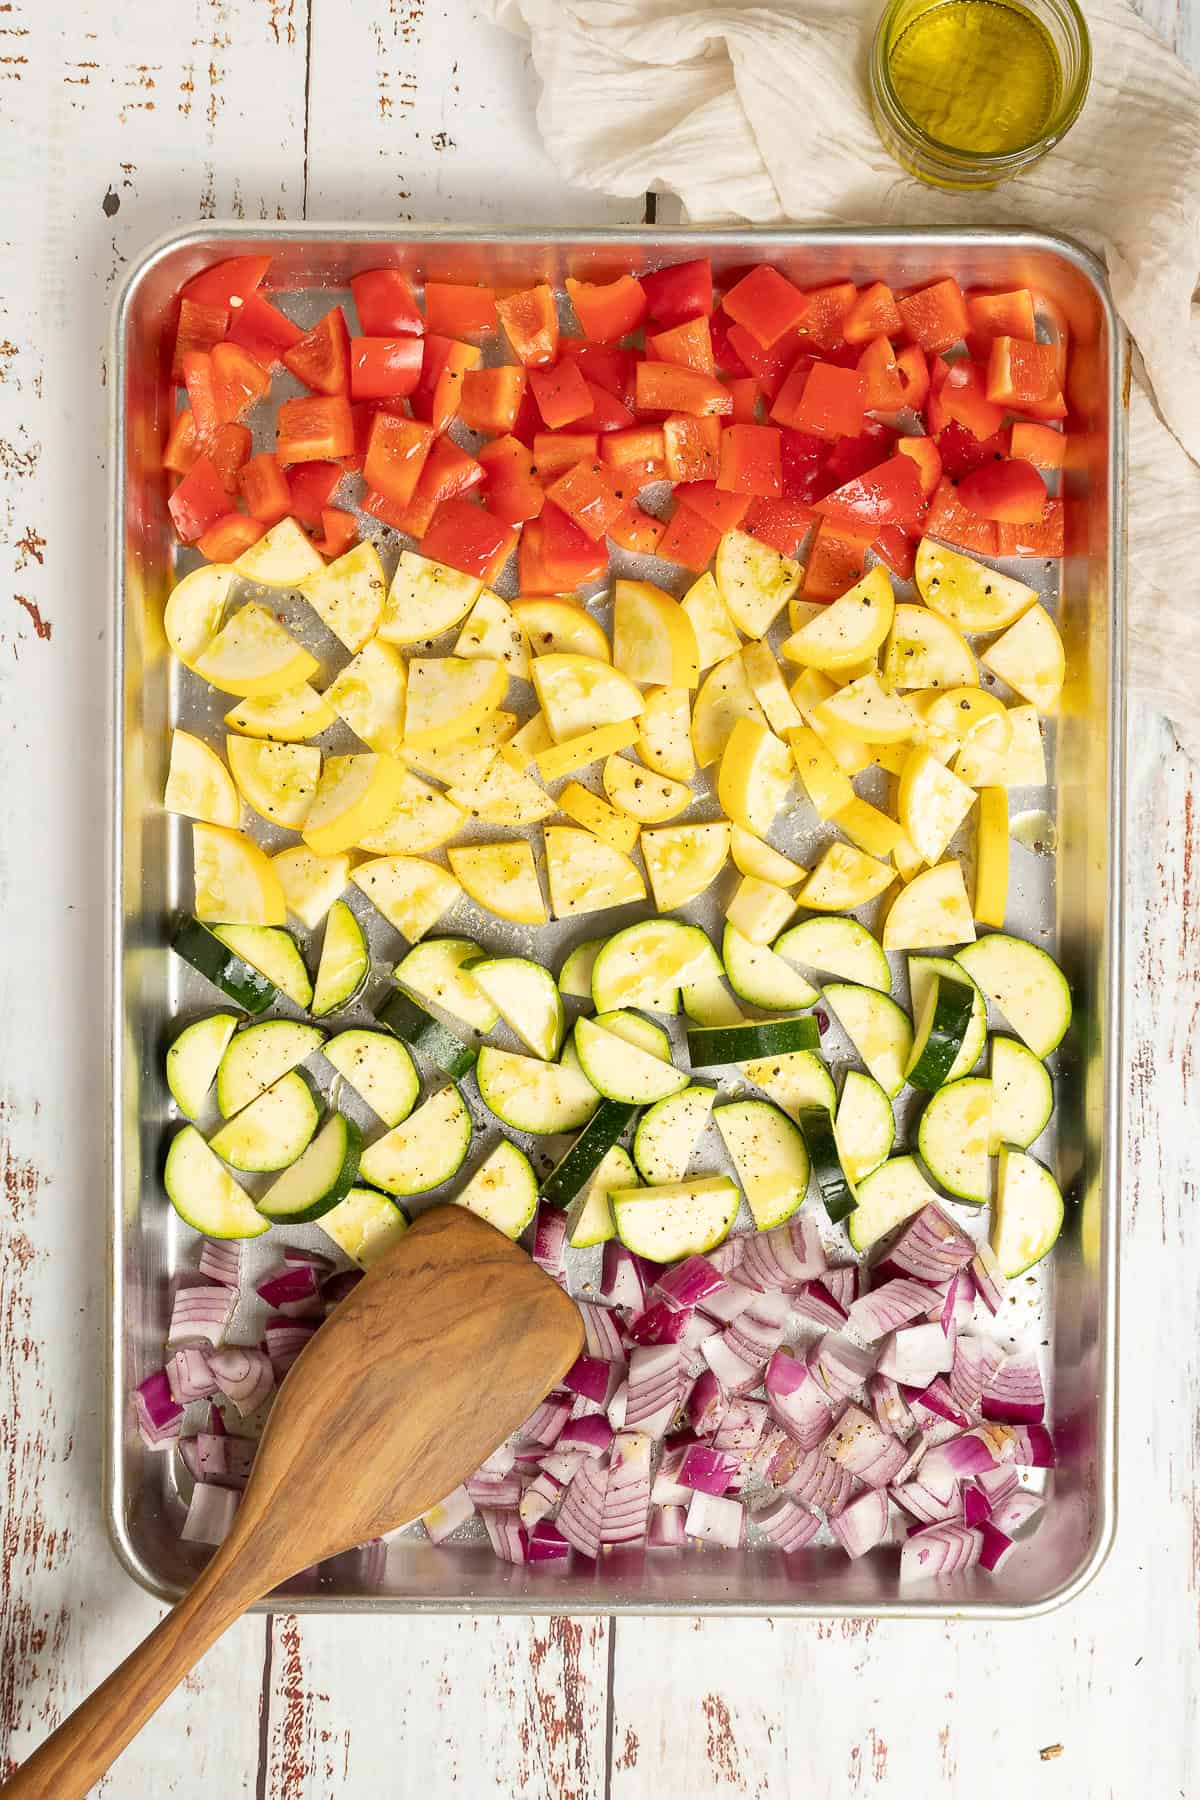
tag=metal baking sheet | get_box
[108,226,1126,1615]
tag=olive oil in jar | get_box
[887,0,1062,157]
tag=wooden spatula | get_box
[2,1206,583,1800]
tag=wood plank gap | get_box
[603,1615,617,1800]
[254,1615,275,1800]
[302,0,315,217]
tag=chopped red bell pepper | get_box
[895,344,930,411]
[411,335,482,433]
[286,460,343,527]
[545,458,629,542]
[726,326,799,401]
[728,378,759,424]
[348,336,424,401]
[479,435,545,526]
[529,360,594,431]
[856,336,905,411]
[351,269,424,337]
[646,316,715,375]
[538,501,609,585]
[995,498,1064,557]
[941,359,1006,440]
[413,435,484,506]
[275,395,355,464]
[775,362,867,441]
[496,284,560,367]
[515,516,559,594]
[211,342,271,425]
[238,451,292,524]
[359,485,430,536]
[717,422,782,498]
[708,310,752,380]
[208,421,254,493]
[802,516,875,599]
[842,282,903,347]
[363,412,435,507]
[723,264,808,349]
[576,380,636,434]
[636,361,732,417]
[601,425,667,484]
[965,289,1036,356]
[1009,420,1067,469]
[872,523,916,581]
[163,409,202,476]
[674,481,750,533]
[181,350,220,439]
[926,355,952,435]
[508,381,544,448]
[558,341,639,409]
[609,507,667,555]
[895,434,943,496]
[742,496,815,558]
[168,455,229,544]
[311,508,359,558]
[925,477,999,555]
[657,504,722,572]
[1015,386,1068,422]
[797,282,857,354]
[640,258,713,328]
[420,497,518,585]
[957,457,1047,523]
[341,400,382,475]
[459,365,528,436]
[662,414,722,484]
[282,307,351,395]
[172,300,228,384]
[898,278,970,354]
[817,421,899,492]
[814,454,928,537]
[532,432,600,482]
[934,421,1010,478]
[196,511,266,563]
[182,255,272,311]
[228,291,304,367]
[779,429,828,504]
[565,275,647,343]
[986,336,1060,407]
[423,283,498,338]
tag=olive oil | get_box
[887,0,1062,156]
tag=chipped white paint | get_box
[0,3,1196,1797]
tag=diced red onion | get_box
[697,1271,759,1324]
[684,1490,745,1548]
[206,1401,226,1436]
[978,1520,1015,1572]
[557,1414,614,1459]
[624,1345,680,1439]
[527,1519,571,1561]
[905,1375,971,1427]
[602,1431,652,1544]
[991,1489,1045,1534]
[890,1432,929,1488]
[466,1469,524,1508]
[651,1445,691,1505]
[680,1311,721,1352]
[875,1205,975,1285]
[477,1440,517,1478]
[557,1454,610,1558]
[283,1245,335,1272]
[563,1352,617,1405]
[540,1448,585,1484]
[198,1239,242,1287]
[982,1351,1046,1424]
[748,1424,792,1482]
[890,1478,961,1525]
[900,1522,982,1581]
[518,1390,572,1450]
[867,1373,916,1439]
[970,1241,1008,1315]
[256,1262,323,1317]
[181,1481,239,1546]
[824,1405,909,1488]
[738,1214,826,1289]
[519,1469,565,1528]
[166,1346,217,1404]
[422,1484,477,1544]
[809,1333,878,1401]
[648,1504,687,1547]
[830,1487,889,1558]
[133,1370,184,1448]
[686,1369,728,1437]
[765,1350,836,1451]
[207,1346,275,1417]
[322,1269,363,1311]
[657,1255,729,1310]
[482,1509,528,1563]
[933,1269,975,1334]
[783,1444,854,1515]
[948,1335,1005,1417]
[704,1238,745,1277]
[606,1380,628,1430]
[791,1279,849,1329]
[975,1463,1020,1506]
[724,1289,790,1368]
[700,1332,760,1396]
[578,1301,627,1367]
[877,1323,955,1387]
[601,1240,648,1312]
[179,1431,254,1489]
[533,1203,569,1289]
[754,1496,821,1551]
[263,1314,318,1376]
[678,1445,740,1496]
[713,1399,767,1455]
[921,1423,1017,1489]
[627,1299,693,1346]
[962,1481,992,1527]
[847,1278,938,1343]
[1010,1423,1056,1467]
[167,1284,237,1349]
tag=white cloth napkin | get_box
[488,0,1200,755]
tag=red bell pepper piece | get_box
[895,344,929,411]
[459,365,527,436]
[646,316,715,375]
[641,258,713,328]
[360,485,431,536]
[286,461,343,527]
[363,412,435,508]
[181,350,220,439]
[341,401,382,475]
[926,355,952,435]
[842,282,903,347]
[872,523,916,581]
[196,511,266,563]
[779,429,828,504]
[529,360,594,431]
[210,343,271,425]
[941,360,1006,440]
[728,378,759,424]
[276,395,354,464]
[411,335,482,433]
[576,381,635,434]
[636,361,732,418]
[601,426,667,484]
[709,310,752,380]
[351,269,424,337]
[723,264,808,350]
[925,478,999,555]
[717,423,782,498]
[182,255,272,312]
[802,516,875,599]
[1009,420,1066,469]
[986,336,1060,407]
[559,341,639,409]
[208,422,254,494]
[167,456,229,544]
[657,505,722,572]
[898,278,970,354]
[662,414,722,485]
[172,299,228,384]
[413,435,484,506]
[420,497,518,585]
[515,517,558,594]
[565,275,647,343]
[797,282,857,354]
[311,508,359,558]
[609,507,667,556]
[957,457,1047,523]
[895,435,943,497]
[815,454,928,537]
[479,435,545,526]
[775,363,867,441]
[163,409,202,476]
[965,289,1036,357]
[228,291,304,367]
[349,336,424,402]
[726,327,799,402]
[423,283,498,338]
[282,307,351,395]
[817,421,899,493]
[496,284,560,367]
[995,498,1064,557]
[674,481,750,534]
[857,336,905,412]
[545,458,629,543]
[238,451,292,525]
[538,501,609,585]
[742,497,815,558]
[934,421,1010,478]
[532,432,600,482]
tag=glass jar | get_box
[870,0,1092,190]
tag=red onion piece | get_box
[738,1214,826,1289]
[783,1444,855,1515]
[948,1335,1005,1417]
[684,1490,745,1548]
[791,1278,849,1330]
[704,1238,745,1277]
[466,1469,524,1508]
[657,1255,729,1310]
[322,1269,363,1311]
[207,1346,275,1417]
[713,1398,767,1455]
[601,1240,648,1312]
[975,1463,1020,1506]
[518,1390,572,1450]
[970,1241,1008,1315]
[519,1469,565,1529]
[978,1520,1015,1572]
[890,1432,929,1488]
[532,1202,569,1289]
[133,1370,184,1448]
[606,1380,629,1430]
[830,1486,890,1558]
[557,1454,610,1558]
[921,1423,1017,1489]
[748,1425,793,1483]
[256,1262,323,1317]
[890,1478,961,1525]
[824,1405,910,1488]
[577,1300,627,1366]
[754,1496,821,1551]
[482,1509,528,1563]
[905,1376,971,1427]
[876,1323,955,1387]
[991,1488,1045,1534]
[650,1445,691,1505]
[962,1481,992,1527]
[602,1431,653,1544]
[167,1284,237,1349]
[900,1522,982,1581]
[724,1288,790,1368]
[206,1402,226,1436]
[678,1444,740,1496]
[166,1346,217,1404]
[422,1484,476,1544]
[178,1431,254,1490]
[181,1481,239,1546]
[933,1269,975,1334]
[982,1351,1046,1423]
[680,1311,721,1352]
[283,1245,335,1271]
[848,1277,938,1343]
[697,1271,759,1324]
[700,1332,759,1396]
[198,1239,243,1287]
[1010,1423,1056,1467]
[557,1414,614,1459]
[648,1504,687,1547]
[527,1519,571,1561]
[867,1373,916,1439]
[809,1333,879,1401]
[687,1368,728,1437]
[765,1350,836,1451]
[875,1205,975,1285]
[477,1440,517,1478]
[624,1344,681,1438]
[627,1299,693,1346]
[563,1352,617,1406]
[263,1315,318,1377]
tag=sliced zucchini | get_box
[722,924,819,1012]
[166,1014,239,1120]
[378,988,477,1080]
[990,1036,1054,1152]
[610,1176,741,1260]
[905,972,977,1091]
[318,1185,409,1267]
[834,1071,894,1185]
[468,958,564,1061]
[633,1085,715,1185]
[208,1069,321,1173]
[359,1085,472,1197]
[992,1146,1064,1276]
[740,1049,836,1120]
[211,925,313,1009]
[171,916,276,1014]
[323,1029,419,1128]
[773,918,891,994]
[908,955,987,1084]
[591,919,715,1015]
[395,936,497,1034]
[955,935,1072,1059]
[594,1010,672,1062]
[476,1048,599,1135]
[715,1100,811,1229]
[558,937,606,1002]
[163,1125,270,1239]
[680,976,744,1026]
[574,1015,689,1106]
[822,984,913,1100]
[689,1014,820,1069]
[257,1113,363,1223]
[846,1154,941,1252]
[794,1105,855,1223]
[311,901,370,1018]
[542,1099,640,1211]
[567,1144,636,1248]
[216,1019,326,1118]
[918,1076,992,1204]
[453,1141,539,1239]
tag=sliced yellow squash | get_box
[725,876,796,947]
[637,686,696,783]
[787,726,856,819]
[455,589,531,680]
[448,841,547,925]
[272,846,350,929]
[225,683,338,743]
[536,720,641,782]
[324,638,408,755]
[729,823,806,887]
[351,856,462,942]
[974,788,1009,928]
[897,748,978,866]
[404,711,517,788]
[226,736,321,830]
[356,765,465,855]
[302,753,409,856]
[511,597,611,660]
[681,571,741,670]
[234,516,325,587]
[164,564,236,670]
[788,598,827,634]
[603,755,692,824]
[403,656,508,750]
[499,711,554,774]
[834,796,906,861]
[612,580,700,688]
[892,828,924,884]
[915,538,1039,634]
[980,603,1065,714]
[779,565,894,672]
[193,823,287,926]
[531,654,644,742]
[193,602,319,699]
[814,673,916,745]
[918,686,1011,749]
[714,529,802,637]
[796,842,894,912]
[163,729,240,826]
[741,641,803,734]
[378,552,482,645]
[716,717,793,836]
[641,823,730,912]
[882,604,978,693]
[882,860,976,951]
[952,705,1046,788]
[691,654,768,770]
[788,670,875,777]
[544,826,646,918]
[557,783,640,855]
[297,540,387,652]
[447,756,554,826]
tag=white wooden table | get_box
[1,2,1197,1793]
